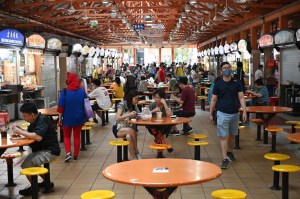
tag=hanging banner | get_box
[0,29,24,47]
[141,29,164,37]
[46,38,62,51]
[26,34,46,49]
[274,29,295,46]
[258,34,274,48]
[238,39,247,52]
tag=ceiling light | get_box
[181,11,187,19]
[82,14,89,20]
[122,17,127,23]
[102,0,109,4]
[68,0,76,14]
[89,20,98,27]
[185,3,191,12]
[111,3,117,12]
[189,0,197,6]
[117,11,122,18]
[145,15,153,22]
[223,0,230,15]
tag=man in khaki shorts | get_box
[210,62,247,169]
[12,102,61,196]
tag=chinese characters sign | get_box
[26,34,46,49]
[0,29,24,47]
[133,24,145,31]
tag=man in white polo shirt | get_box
[88,79,111,123]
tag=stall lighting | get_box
[181,11,187,19]
[185,3,191,13]
[111,3,117,12]
[102,0,109,4]
[189,0,197,6]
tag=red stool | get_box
[0,112,9,126]
[270,97,279,106]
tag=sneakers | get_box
[64,153,73,163]
[227,152,236,162]
[182,127,193,135]
[169,130,180,136]
[19,186,35,196]
[135,153,142,160]
[73,156,78,161]
[221,159,230,169]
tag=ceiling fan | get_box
[82,2,89,20]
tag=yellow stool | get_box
[81,126,92,151]
[188,134,208,141]
[272,165,300,199]
[264,153,290,190]
[211,189,247,199]
[265,127,283,153]
[187,141,208,160]
[109,140,130,162]
[197,96,207,111]
[84,121,96,126]
[81,190,116,199]
[234,125,245,149]
[250,118,264,141]
[1,152,22,187]
[20,167,48,199]
[149,143,172,158]
[285,121,300,134]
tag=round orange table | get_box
[128,116,192,126]
[287,133,300,143]
[1,134,35,186]
[103,158,221,199]
[137,100,153,106]
[246,106,292,144]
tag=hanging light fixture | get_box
[185,3,191,13]
[223,0,230,16]
[68,0,76,13]
[189,0,197,6]
[111,3,117,12]
[122,17,127,23]
[102,0,109,4]
[181,11,187,19]
[213,4,219,21]
[117,11,122,18]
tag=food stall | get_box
[0,28,24,120]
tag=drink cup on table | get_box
[156,112,162,119]
[1,128,7,139]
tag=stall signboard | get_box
[238,39,247,52]
[133,24,145,31]
[81,45,90,55]
[296,29,300,42]
[46,38,62,51]
[72,43,82,53]
[0,29,24,47]
[224,43,230,54]
[210,47,214,56]
[100,48,105,57]
[141,28,164,37]
[219,44,224,55]
[0,49,13,61]
[95,47,100,57]
[274,30,295,46]
[204,49,207,56]
[111,51,116,58]
[104,49,110,57]
[258,34,274,48]
[230,42,238,52]
[26,34,45,49]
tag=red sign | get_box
[26,34,45,49]
[259,35,274,48]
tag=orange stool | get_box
[251,118,264,141]
[265,127,283,152]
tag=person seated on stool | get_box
[246,79,269,106]
[88,79,112,123]
[170,77,195,135]
[12,102,61,196]
[112,90,142,160]
[147,89,173,158]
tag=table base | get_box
[144,186,177,199]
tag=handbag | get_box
[83,98,95,119]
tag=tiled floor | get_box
[0,107,300,199]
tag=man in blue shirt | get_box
[210,62,247,169]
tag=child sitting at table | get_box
[147,89,173,158]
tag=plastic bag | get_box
[141,107,152,120]
[84,98,95,119]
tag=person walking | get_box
[58,73,87,162]
[210,62,247,169]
